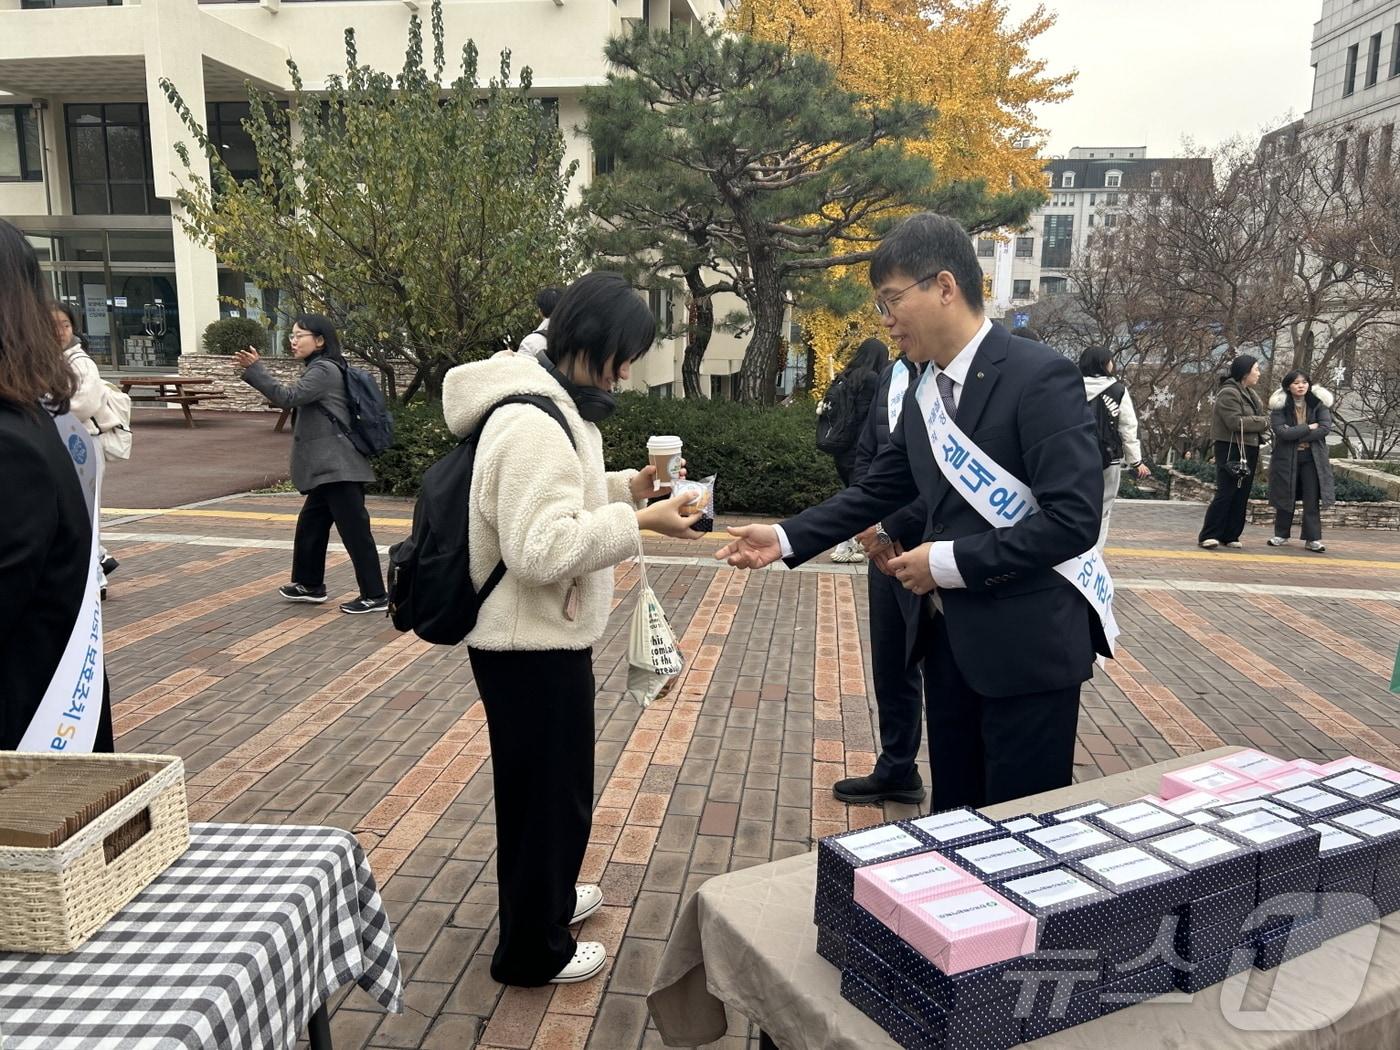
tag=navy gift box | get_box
[1328,807,1400,883]
[1000,814,1043,834]
[1269,784,1355,821]
[1087,801,1192,843]
[903,807,1003,851]
[1019,988,1101,1042]
[1213,811,1321,880]
[816,924,846,969]
[1019,819,1124,863]
[1211,799,1300,821]
[946,835,1056,883]
[1046,800,1110,824]
[1310,821,1379,889]
[1070,844,1192,922]
[1176,913,1251,963]
[1178,880,1256,933]
[1141,826,1257,901]
[1318,770,1400,807]
[1172,940,1254,993]
[1097,961,1175,1013]
[815,822,931,929]
[991,867,1119,952]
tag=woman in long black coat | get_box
[0,218,115,751]
[1267,370,1336,552]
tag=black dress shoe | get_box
[833,771,927,805]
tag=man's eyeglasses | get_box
[873,272,941,318]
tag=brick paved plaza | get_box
[98,489,1400,1050]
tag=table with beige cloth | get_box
[649,746,1400,1049]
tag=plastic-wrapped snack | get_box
[671,475,716,533]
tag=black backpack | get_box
[386,395,575,645]
[1091,381,1126,469]
[318,360,395,456]
[816,374,862,455]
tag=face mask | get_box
[549,365,618,423]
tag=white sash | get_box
[19,412,105,752]
[887,360,910,433]
[915,370,1119,653]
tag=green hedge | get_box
[369,393,843,515]
[1173,455,1389,502]
[203,317,269,356]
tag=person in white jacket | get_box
[52,302,119,593]
[443,272,701,987]
[1079,346,1148,549]
[515,286,560,363]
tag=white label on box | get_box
[1310,823,1365,852]
[1269,769,1322,788]
[1055,801,1109,821]
[1003,816,1042,833]
[1160,792,1229,815]
[1186,811,1220,825]
[1081,847,1174,886]
[920,889,1017,932]
[1323,771,1393,799]
[956,838,1045,875]
[1150,829,1238,864]
[1218,799,1297,819]
[838,826,924,862]
[1218,750,1289,778]
[1334,808,1400,839]
[1275,787,1347,813]
[1219,811,1302,844]
[1099,802,1181,835]
[1004,869,1101,908]
[1178,765,1243,791]
[1028,821,1113,856]
[874,856,967,896]
[912,810,997,843]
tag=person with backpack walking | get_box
[233,315,388,614]
[1198,355,1269,550]
[1079,346,1148,549]
[818,338,889,562]
[441,272,701,987]
[1267,370,1335,552]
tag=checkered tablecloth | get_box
[0,823,404,1050]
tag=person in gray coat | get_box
[233,314,387,614]
[1198,354,1269,549]
[1267,369,1335,552]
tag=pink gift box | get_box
[894,886,1037,975]
[853,851,980,928]
[1159,762,1255,799]
[1157,790,1230,815]
[1261,759,1327,790]
[1320,757,1400,782]
[1213,749,1292,782]
[1219,782,1274,801]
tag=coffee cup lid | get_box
[648,435,682,448]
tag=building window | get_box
[1105,170,1122,188]
[66,103,168,215]
[1039,276,1068,295]
[1043,171,1054,187]
[1345,43,1359,96]
[1089,192,1096,205]
[1041,213,1073,268]
[1012,279,1031,299]
[977,237,995,258]
[1088,213,1095,226]
[649,382,673,399]
[0,106,42,182]
[1105,192,1119,206]
[1015,236,1033,258]
[1104,213,1118,228]
[1150,170,1162,189]
[1367,32,1383,87]
[593,149,616,177]
[204,102,261,184]
[1334,137,1348,190]
[1380,124,1394,172]
[1358,129,1372,183]
[1061,171,1075,188]
[1392,24,1400,78]
[20,0,120,7]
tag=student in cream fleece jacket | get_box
[442,273,701,989]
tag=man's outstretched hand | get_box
[715,524,783,570]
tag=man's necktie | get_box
[935,370,957,420]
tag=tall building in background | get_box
[975,147,1210,321]
[0,0,737,398]
[1304,0,1400,131]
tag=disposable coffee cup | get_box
[647,435,684,491]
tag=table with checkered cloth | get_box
[0,823,404,1049]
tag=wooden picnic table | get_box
[118,376,227,428]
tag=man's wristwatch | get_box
[874,524,893,547]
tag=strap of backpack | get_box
[474,394,578,607]
[310,358,356,435]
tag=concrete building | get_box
[975,146,1211,320]
[0,0,739,397]
[1304,0,1400,131]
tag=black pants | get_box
[1274,454,1322,542]
[291,481,385,598]
[868,565,923,784]
[467,646,594,986]
[921,614,1081,810]
[1198,441,1259,545]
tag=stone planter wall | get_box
[178,354,299,413]
[1170,469,1400,529]
[1332,460,1400,500]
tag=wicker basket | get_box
[0,752,190,953]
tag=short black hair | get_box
[293,313,344,362]
[546,272,655,380]
[1228,354,1258,382]
[1078,345,1115,377]
[869,212,984,312]
[1010,325,1042,343]
[536,287,563,318]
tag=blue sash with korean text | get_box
[19,412,105,752]
[887,360,910,433]
[915,370,1119,652]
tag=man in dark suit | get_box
[718,212,1106,810]
[832,352,928,806]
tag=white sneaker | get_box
[549,941,606,984]
[1268,537,1287,547]
[571,884,603,925]
[1225,541,1243,549]
[1199,539,1219,549]
[1306,540,1326,552]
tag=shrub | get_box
[369,392,842,515]
[1173,454,1388,502]
[203,316,270,356]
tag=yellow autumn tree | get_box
[730,0,1073,393]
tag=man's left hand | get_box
[889,543,936,594]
